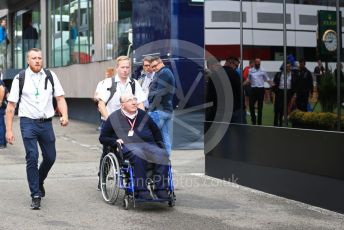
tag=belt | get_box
[34,118,52,122]
[23,117,53,122]
[20,117,52,123]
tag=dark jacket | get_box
[273,71,296,93]
[23,25,38,39]
[148,66,175,113]
[295,67,313,93]
[333,69,344,84]
[223,66,243,111]
[99,109,164,148]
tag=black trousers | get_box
[296,91,309,112]
[249,87,265,125]
[123,143,169,191]
[274,89,293,127]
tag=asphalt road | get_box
[0,117,343,230]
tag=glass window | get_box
[48,0,93,67]
[118,0,132,57]
[13,3,41,69]
[13,12,23,69]
[98,0,132,61]
[205,0,343,131]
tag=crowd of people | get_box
[0,47,176,210]
[94,55,175,201]
[206,56,343,127]
[0,36,342,210]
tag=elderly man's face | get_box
[121,95,138,113]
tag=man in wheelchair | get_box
[99,93,170,200]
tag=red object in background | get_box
[205,45,271,60]
[72,52,91,64]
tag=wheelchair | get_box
[100,143,176,209]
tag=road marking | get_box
[60,136,102,151]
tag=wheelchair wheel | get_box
[100,153,120,204]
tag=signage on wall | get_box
[317,10,342,61]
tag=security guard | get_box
[6,48,68,210]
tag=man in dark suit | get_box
[295,59,313,112]
[99,93,170,199]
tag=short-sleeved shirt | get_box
[8,68,65,119]
[248,67,270,88]
[97,75,146,120]
[94,78,106,99]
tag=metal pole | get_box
[240,0,244,123]
[336,0,341,131]
[283,0,288,127]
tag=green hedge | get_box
[289,110,344,131]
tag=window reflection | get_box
[49,0,93,67]
[205,0,343,131]
[13,4,40,69]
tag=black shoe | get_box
[31,196,41,210]
[137,191,153,200]
[155,190,169,199]
[39,183,45,197]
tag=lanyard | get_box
[30,74,43,98]
[126,117,137,131]
[121,111,137,131]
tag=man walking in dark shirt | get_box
[295,59,313,112]
[223,57,246,124]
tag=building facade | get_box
[0,0,133,122]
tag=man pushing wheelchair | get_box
[99,92,171,200]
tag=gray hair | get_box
[26,48,42,59]
[120,92,134,103]
[142,56,153,63]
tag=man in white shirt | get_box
[5,48,68,210]
[95,55,146,190]
[138,56,155,110]
[96,56,146,120]
[248,58,272,125]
